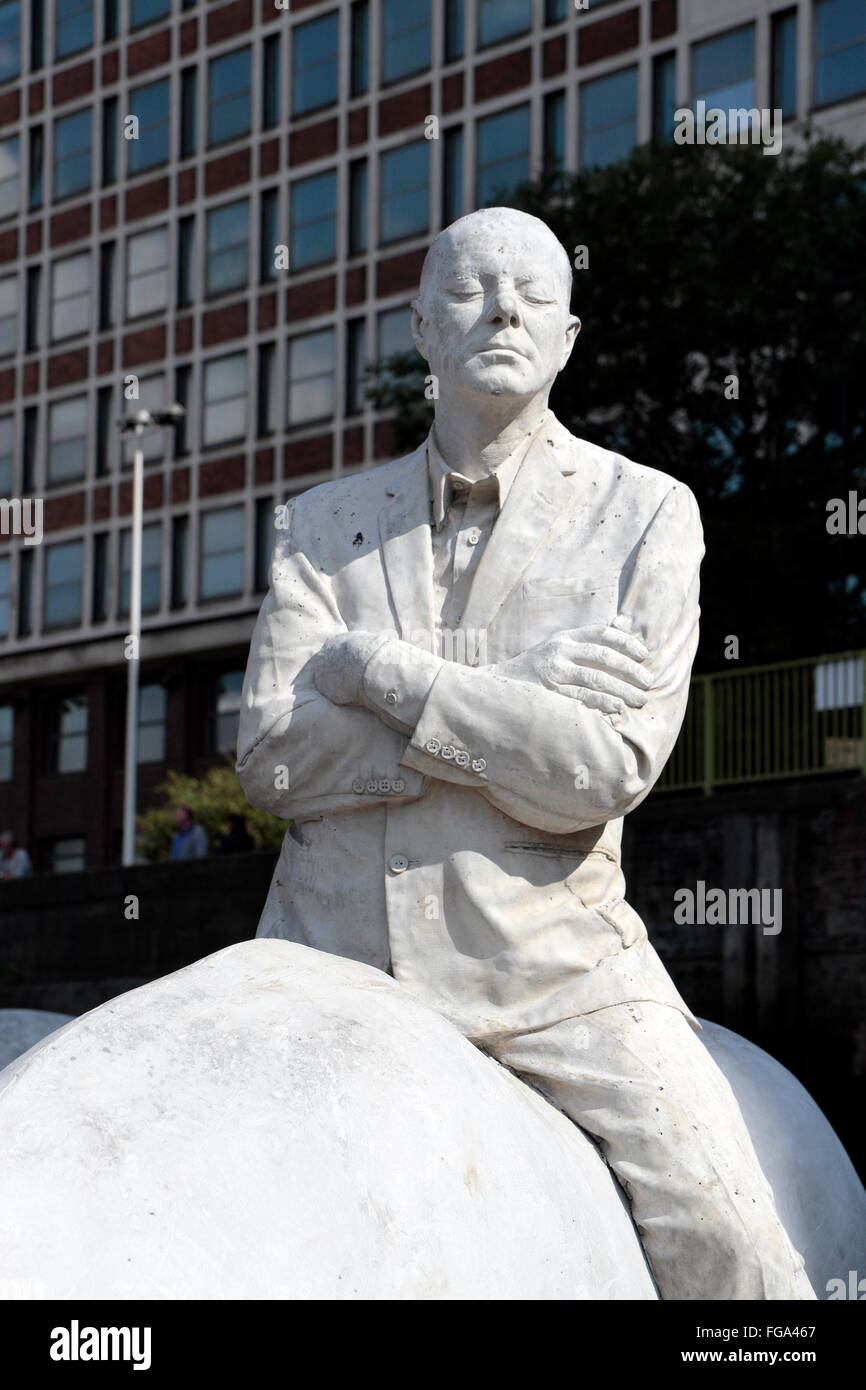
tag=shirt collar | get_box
[426,410,551,531]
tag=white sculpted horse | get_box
[0,940,862,1299]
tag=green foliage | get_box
[373,133,866,668]
[136,760,286,862]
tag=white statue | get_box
[237,208,815,1299]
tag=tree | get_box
[369,133,866,669]
[136,761,286,861]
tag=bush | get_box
[136,760,287,862]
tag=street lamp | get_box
[116,405,185,867]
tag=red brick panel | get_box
[99,195,117,230]
[119,474,164,515]
[376,247,425,297]
[26,221,42,254]
[125,176,169,223]
[0,228,17,264]
[202,300,248,347]
[199,453,246,497]
[288,0,321,11]
[284,433,332,478]
[0,89,20,124]
[50,204,91,247]
[101,50,119,84]
[257,293,277,331]
[205,148,251,196]
[127,30,171,78]
[28,81,44,114]
[474,49,531,103]
[290,117,338,166]
[180,17,198,54]
[47,348,89,389]
[651,0,678,41]
[172,468,190,504]
[378,84,431,137]
[122,324,166,367]
[255,448,274,485]
[285,274,336,322]
[373,419,395,460]
[441,72,463,114]
[52,59,93,106]
[543,35,567,78]
[207,0,252,45]
[343,426,364,468]
[23,361,39,395]
[259,137,280,177]
[175,317,193,354]
[97,340,113,375]
[348,107,368,145]
[93,485,111,521]
[345,266,366,306]
[177,167,196,203]
[43,492,86,532]
[0,369,13,402]
[578,7,640,66]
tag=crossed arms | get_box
[236,483,703,835]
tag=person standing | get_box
[169,805,208,861]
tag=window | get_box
[178,215,196,306]
[771,11,797,118]
[174,363,190,456]
[260,187,278,282]
[442,125,463,224]
[351,0,369,96]
[126,226,169,318]
[580,67,638,170]
[28,125,43,208]
[122,373,166,464]
[543,90,565,172]
[104,0,118,41]
[290,170,337,269]
[53,694,88,770]
[444,0,464,61]
[18,546,33,634]
[102,96,117,185]
[0,555,9,637]
[0,414,11,493]
[49,837,87,872]
[263,32,280,127]
[0,137,20,219]
[653,52,677,144]
[0,275,15,356]
[91,530,109,621]
[545,0,567,21]
[0,1,20,82]
[381,0,429,84]
[137,684,166,764]
[180,66,197,159]
[292,12,339,115]
[377,303,421,384]
[288,327,335,425]
[255,496,275,592]
[345,317,366,415]
[206,199,249,296]
[54,108,92,198]
[476,104,530,205]
[25,264,40,351]
[22,407,36,494]
[257,341,277,435]
[478,0,530,48]
[128,79,170,173]
[0,705,12,781]
[98,239,115,330]
[210,669,243,753]
[200,506,245,600]
[209,47,251,146]
[30,0,42,69]
[348,158,367,256]
[48,395,87,483]
[51,251,90,341]
[380,140,429,243]
[692,25,755,111]
[55,0,92,59]
[44,541,84,629]
[814,0,866,107]
[171,515,188,608]
[130,0,169,27]
[96,385,112,474]
[119,522,161,616]
[203,352,246,446]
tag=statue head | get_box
[411,208,580,407]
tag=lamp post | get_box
[117,406,185,867]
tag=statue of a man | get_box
[238,207,814,1300]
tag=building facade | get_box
[0,0,865,870]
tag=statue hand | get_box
[492,623,650,716]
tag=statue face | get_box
[412,220,579,403]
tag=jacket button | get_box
[454,750,470,767]
[393,777,406,792]
[441,745,456,760]
[352,778,365,793]
[378,778,392,792]
[365,780,378,793]
[425,738,441,755]
[385,689,398,705]
[389,854,409,874]
[471,757,487,773]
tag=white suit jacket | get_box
[237,414,704,1041]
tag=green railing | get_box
[657,651,866,793]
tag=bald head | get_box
[418,208,573,312]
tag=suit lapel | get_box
[377,443,437,641]
[460,425,575,652]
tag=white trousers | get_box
[482,1001,816,1301]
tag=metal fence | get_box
[657,651,866,793]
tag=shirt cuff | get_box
[359,638,443,734]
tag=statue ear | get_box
[410,299,429,360]
[559,315,581,370]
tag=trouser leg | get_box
[485,1002,815,1301]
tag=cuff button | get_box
[471,757,487,773]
